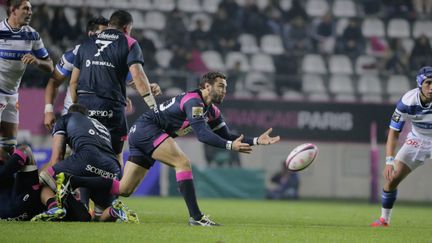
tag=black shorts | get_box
[0,170,44,221]
[78,94,128,154]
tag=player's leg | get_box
[152,137,220,226]
[0,96,19,154]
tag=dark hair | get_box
[6,0,27,16]
[199,71,226,89]
[68,104,89,115]
[86,16,109,33]
[109,10,133,29]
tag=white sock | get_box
[380,208,392,223]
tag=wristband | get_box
[44,104,54,113]
[142,93,156,109]
[253,137,259,145]
[226,141,233,150]
[385,156,395,166]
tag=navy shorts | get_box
[0,170,44,221]
[128,118,170,169]
[52,148,121,208]
[78,94,128,154]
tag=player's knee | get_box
[16,144,35,165]
[175,157,191,170]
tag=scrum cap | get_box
[416,66,432,87]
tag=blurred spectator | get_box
[190,19,211,51]
[263,1,284,35]
[274,53,301,95]
[209,8,240,53]
[138,32,158,70]
[242,0,269,39]
[218,0,242,23]
[412,0,432,18]
[409,34,432,71]
[169,45,189,71]
[361,0,382,15]
[185,48,209,76]
[164,8,188,48]
[283,16,313,53]
[50,8,73,44]
[283,0,308,23]
[312,13,336,54]
[30,3,51,33]
[226,61,245,96]
[267,161,300,200]
[382,0,415,20]
[385,38,409,74]
[338,18,365,60]
[72,7,94,42]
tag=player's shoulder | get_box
[399,88,419,106]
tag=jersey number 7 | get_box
[95,40,113,57]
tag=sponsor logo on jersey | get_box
[85,165,117,179]
[85,59,115,68]
[89,109,113,118]
[0,213,28,221]
[97,32,119,40]
[392,112,401,123]
[192,107,204,118]
[22,194,29,202]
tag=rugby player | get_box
[56,71,280,226]
[0,0,53,154]
[69,10,158,166]
[371,66,432,227]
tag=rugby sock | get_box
[0,153,26,179]
[381,190,397,223]
[176,171,202,220]
[46,197,58,209]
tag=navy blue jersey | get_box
[74,28,144,104]
[136,90,254,149]
[53,112,114,154]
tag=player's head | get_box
[200,71,227,104]
[86,16,109,36]
[416,66,432,87]
[7,0,32,26]
[68,104,89,115]
[109,10,133,35]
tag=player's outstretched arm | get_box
[256,128,280,145]
[21,54,54,73]
[44,71,67,131]
[232,134,253,154]
[69,67,80,103]
[383,129,400,181]
[48,134,67,167]
[129,63,157,109]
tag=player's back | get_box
[75,29,141,104]
[54,112,115,155]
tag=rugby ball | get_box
[285,143,318,171]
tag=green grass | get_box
[1,197,432,242]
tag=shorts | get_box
[78,94,127,154]
[128,117,169,169]
[52,148,121,208]
[0,93,18,124]
[395,132,432,171]
[0,170,44,221]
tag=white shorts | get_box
[0,93,19,124]
[395,132,432,171]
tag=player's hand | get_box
[232,134,252,154]
[44,112,56,131]
[150,83,162,96]
[383,164,395,181]
[126,97,133,113]
[257,128,280,145]
[21,53,39,65]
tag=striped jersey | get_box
[0,19,49,95]
[390,88,432,137]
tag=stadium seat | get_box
[155,49,173,69]
[250,53,276,73]
[308,93,330,101]
[143,11,166,30]
[143,30,163,49]
[362,17,385,38]
[239,33,260,54]
[202,50,225,71]
[86,0,108,9]
[302,74,327,94]
[130,0,153,11]
[130,10,146,30]
[101,8,116,19]
[301,54,327,75]
[279,0,293,11]
[361,94,383,103]
[202,0,222,13]
[177,0,202,13]
[355,55,378,75]
[328,55,353,75]
[189,13,212,31]
[357,74,382,96]
[334,93,357,102]
[412,20,432,38]
[244,72,274,93]
[235,0,246,6]
[63,7,77,26]
[154,0,176,12]
[336,18,349,36]
[0,5,6,20]
[257,90,278,99]
[256,0,270,10]
[329,74,354,95]
[386,75,411,101]
[387,18,411,38]
[108,0,130,9]
[305,0,329,17]
[332,0,356,18]
[260,34,285,55]
[43,0,64,7]
[66,0,83,7]
[401,38,415,55]
[225,52,250,72]
[282,90,304,100]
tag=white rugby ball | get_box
[285,143,318,171]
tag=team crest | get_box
[192,107,204,118]
[391,111,401,123]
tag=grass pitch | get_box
[1,197,432,243]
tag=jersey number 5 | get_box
[95,40,113,57]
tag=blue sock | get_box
[382,190,397,209]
